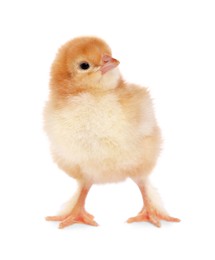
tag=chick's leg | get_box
[46,184,98,228]
[127,179,180,227]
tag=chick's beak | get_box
[100,54,120,74]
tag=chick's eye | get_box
[79,62,90,70]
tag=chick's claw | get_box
[46,209,98,228]
[46,215,68,222]
[127,212,161,227]
[127,209,180,227]
[58,210,98,229]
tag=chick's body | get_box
[45,87,160,184]
[44,37,179,228]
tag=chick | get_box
[44,36,180,228]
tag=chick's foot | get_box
[127,179,180,227]
[127,208,180,227]
[46,184,98,228]
[59,209,98,229]
[46,209,98,228]
[46,210,94,222]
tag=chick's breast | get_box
[44,90,159,183]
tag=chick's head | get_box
[50,37,120,96]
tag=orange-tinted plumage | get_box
[44,36,180,228]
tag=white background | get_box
[0,0,215,259]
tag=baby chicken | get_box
[44,36,180,228]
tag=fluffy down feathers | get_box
[44,37,161,184]
[44,36,180,228]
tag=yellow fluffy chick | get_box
[44,36,180,228]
